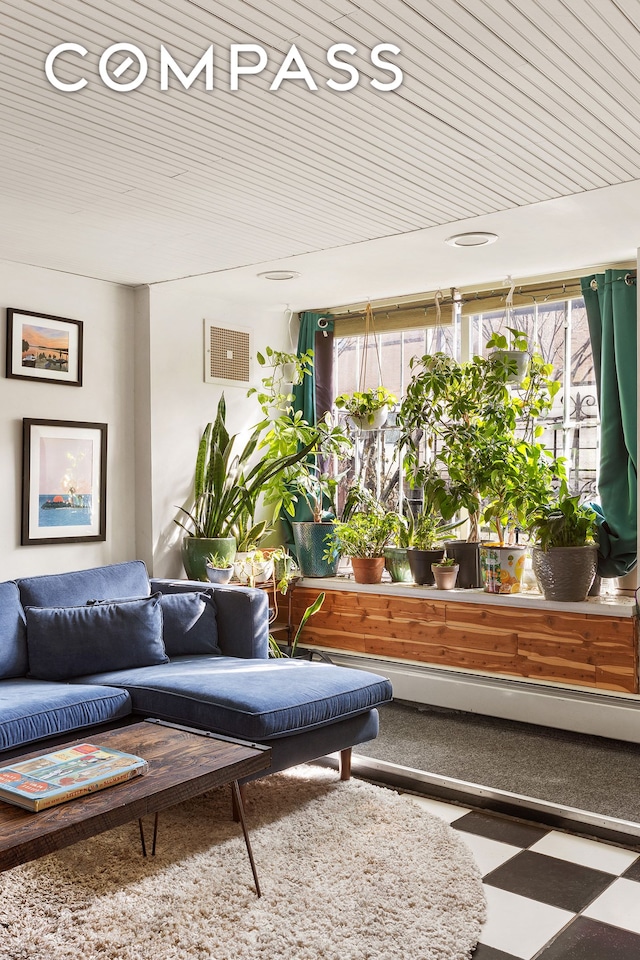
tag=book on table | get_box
[0,743,148,812]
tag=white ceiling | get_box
[1,0,640,305]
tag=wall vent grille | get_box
[204,321,251,384]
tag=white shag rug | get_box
[0,766,486,960]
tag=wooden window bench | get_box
[289,579,639,695]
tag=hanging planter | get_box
[488,348,529,385]
[334,303,395,431]
[335,386,396,432]
[485,279,530,386]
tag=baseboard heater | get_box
[322,651,640,745]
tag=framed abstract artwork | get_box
[22,419,107,545]
[6,308,83,386]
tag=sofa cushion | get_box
[160,591,220,657]
[17,560,150,609]
[25,595,168,682]
[0,679,132,753]
[0,581,28,680]
[71,656,393,741]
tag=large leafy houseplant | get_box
[176,394,316,579]
[397,339,564,546]
[249,348,353,578]
[250,350,352,524]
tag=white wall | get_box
[142,277,294,578]
[0,261,136,580]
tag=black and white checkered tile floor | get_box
[409,795,640,960]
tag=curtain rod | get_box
[323,280,582,322]
[311,262,637,322]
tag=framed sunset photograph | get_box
[22,419,107,545]
[6,308,83,386]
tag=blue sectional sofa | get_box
[0,561,393,780]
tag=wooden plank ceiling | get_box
[1,0,639,284]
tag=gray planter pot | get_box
[205,565,234,584]
[292,521,339,578]
[532,545,598,602]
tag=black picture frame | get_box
[22,419,107,545]
[6,308,83,386]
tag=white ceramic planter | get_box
[233,552,274,585]
[350,406,389,431]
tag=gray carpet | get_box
[355,700,640,823]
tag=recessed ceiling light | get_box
[445,232,498,248]
[257,270,300,280]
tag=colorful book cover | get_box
[0,743,148,812]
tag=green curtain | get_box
[284,312,336,551]
[581,269,637,578]
[292,312,334,424]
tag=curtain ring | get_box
[624,273,636,286]
[590,279,598,290]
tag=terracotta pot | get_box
[432,563,459,590]
[351,557,386,584]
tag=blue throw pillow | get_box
[160,591,220,657]
[25,594,168,681]
[0,580,28,679]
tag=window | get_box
[332,291,598,516]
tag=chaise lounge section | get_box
[1,562,393,781]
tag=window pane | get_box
[331,293,599,518]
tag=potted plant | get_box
[398,337,562,591]
[528,495,599,601]
[383,508,415,583]
[205,552,234,585]
[405,510,457,585]
[269,592,326,658]
[335,386,397,431]
[252,354,353,578]
[431,556,460,590]
[233,549,275,587]
[251,345,313,417]
[176,395,315,581]
[329,510,398,583]
[486,326,530,385]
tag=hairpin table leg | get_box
[231,780,262,898]
[138,813,160,857]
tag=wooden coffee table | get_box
[0,719,271,896]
